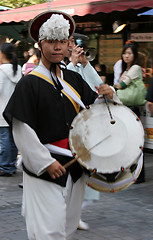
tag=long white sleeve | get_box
[122,65,142,86]
[12,118,56,176]
[82,62,103,89]
[67,61,102,91]
[67,62,79,73]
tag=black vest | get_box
[3,68,97,186]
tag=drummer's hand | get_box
[46,161,66,179]
[95,84,114,99]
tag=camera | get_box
[73,33,89,49]
[75,38,83,47]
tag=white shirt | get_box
[0,64,22,126]
[113,59,122,85]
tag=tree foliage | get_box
[0,0,46,9]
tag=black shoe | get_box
[135,178,145,184]
[0,170,12,177]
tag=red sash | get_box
[51,138,69,149]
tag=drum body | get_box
[69,102,144,193]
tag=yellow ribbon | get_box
[29,70,80,113]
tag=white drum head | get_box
[69,103,144,173]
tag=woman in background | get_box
[0,42,22,176]
[115,42,145,183]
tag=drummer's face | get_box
[122,47,134,65]
[40,39,68,69]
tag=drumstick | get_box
[63,158,78,168]
[64,135,111,169]
[103,95,116,124]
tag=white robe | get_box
[13,119,86,240]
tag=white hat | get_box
[29,10,75,42]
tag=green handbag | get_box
[116,72,147,107]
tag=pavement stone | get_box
[0,152,153,240]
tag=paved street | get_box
[0,151,153,240]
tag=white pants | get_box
[23,172,86,240]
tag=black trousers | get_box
[129,106,145,183]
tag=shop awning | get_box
[0,0,153,23]
[0,6,12,11]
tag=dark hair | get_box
[121,42,138,73]
[0,43,18,76]
[94,64,106,77]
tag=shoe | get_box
[0,170,12,177]
[135,178,145,184]
[18,183,23,189]
[78,219,89,230]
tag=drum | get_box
[69,102,144,193]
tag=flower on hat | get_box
[39,14,70,41]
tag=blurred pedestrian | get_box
[146,77,153,116]
[24,47,40,75]
[67,33,102,91]
[95,63,107,83]
[0,42,22,176]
